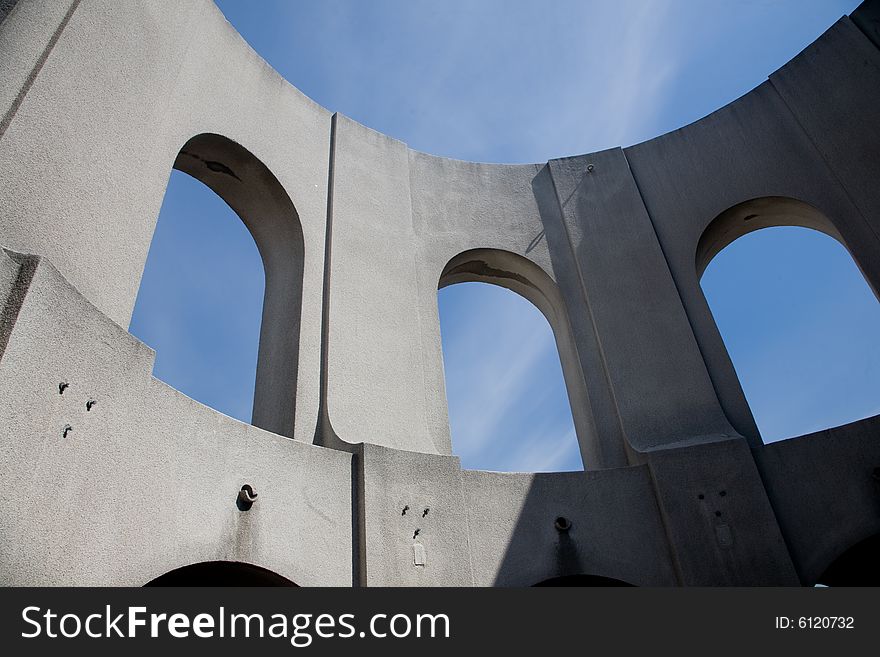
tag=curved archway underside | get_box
[171,133,305,439]
[438,248,600,470]
[815,534,880,587]
[0,0,878,588]
[145,561,298,587]
[698,216,880,441]
[533,574,634,587]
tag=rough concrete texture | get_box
[1,0,879,585]
[359,444,474,586]
[0,253,353,586]
[462,468,678,586]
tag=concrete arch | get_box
[2,0,880,587]
[814,533,880,587]
[697,196,880,300]
[439,248,614,470]
[694,196,880,444]
[169,133,305,439]
[144,560,298,586]
[696,197,848,279]
[533,574,634,587]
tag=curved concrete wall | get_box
[0,250,352,586]
[1,0,879,585]
[0,0,330,448]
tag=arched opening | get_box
[533,574,634,587]
[144,561,297,587]
[814,534,880,586]
[698,198,880,442]
[130,134,304,438]
[130,170,264,424]
[437,249,589,472]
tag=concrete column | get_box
[626,73,880,447]
[357,444,474,586]
[545,149,739,456]
[647,439,799,585]
[326,116,450,454]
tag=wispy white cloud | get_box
[439,284,582,471]
[507,428,581,473]
[154,2,876,468]
[258,0,686,163]
[588,0,680,148]
[446,324,555,459]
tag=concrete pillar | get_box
[545,149,740,457]
[647,439,799,585]
[356,444,474,586]
[325,116,450,454]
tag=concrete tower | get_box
[1,0,879,586]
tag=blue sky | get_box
[130,0,878,472]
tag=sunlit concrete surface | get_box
[1,0,880,585]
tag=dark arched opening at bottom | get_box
[815,534,880,586]
[145,561,297,587]
[533,574,633,587]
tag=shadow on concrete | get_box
[486,473,677,586]
[462,469,678,587]
[815,533,880,586]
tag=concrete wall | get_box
[463,467,678,587]
[0,251,353,586]
[0,0,330,447]
[755,416,880,585]
[1,0,879,585]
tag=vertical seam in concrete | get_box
[452,462,477,586]
[352,444,366,587]
[0,252,38,362]
[405,152,441,455]
[642,461,686,585]
[315,116,359,452]
[747,445,806,585]
[315,113,338,447]
[0,0,80,141]
[545,161,629,467]
[319,115,364,585]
